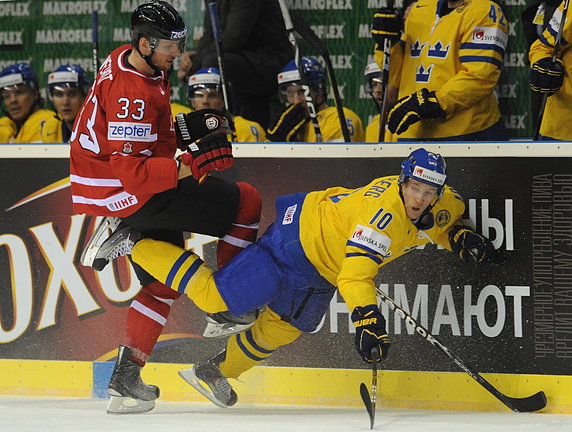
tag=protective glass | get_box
[364,76,383,94]
[151,37,186,55]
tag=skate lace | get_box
[108,238,134,260]
[214,377,232,397]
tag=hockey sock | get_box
[124,281,179,365]
[220,308,302,378]
[217,182,261,268]
[131,239,228,313]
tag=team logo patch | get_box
[108,122,154,142]
[205,116,219,130]
[436,209,451,228]
[282,204,297,225]
[351,225,392,255]
[471,26,508,49]
[122,142,133,154]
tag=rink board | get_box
[0,359,570,413]
[1,142,572,414]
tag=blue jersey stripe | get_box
[459,55,502,68]
[166,250,194,287]
[236,333,266,361]
[177,256,204,294]
[245,329,274,354]
[346,252,383,265]
[459,42,504,55]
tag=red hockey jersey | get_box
[70,45,179,217]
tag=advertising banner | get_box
[0,154,570,376]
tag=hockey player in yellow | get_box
[41,65,91,143]
[266,56,364,143]
[529,0,571,140]
[0,63,54,143]
[186,67,266,142]
[89,148,496,407]
[363,62,398,142]
[372,0,509,141]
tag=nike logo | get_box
[416,4,428,7]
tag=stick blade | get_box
[501,390,547,413]
[360,382,374,429]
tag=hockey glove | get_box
[387,88,444,135]
[352,304,390,363]
[372,7,402,46]
[266,104,308,142]
[449,225,496,267]
[530,57,565,95]
[175,109,234,180]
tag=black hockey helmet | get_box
[130,1,187,52]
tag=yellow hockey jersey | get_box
[298,176,465,311]
[365,113,397,142]
[379,0,508,139]
[529,0,572,140]
[40,115,63,143]
[300,106,365,142]
[0,109,54,143]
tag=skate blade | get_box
[178,368,229,408]
[106,394,155,415]
[202,320,255,339]
[80,216,121,268]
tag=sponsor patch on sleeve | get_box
[350,225,392,255]
[108,122,156,142]
[471,26,508,49]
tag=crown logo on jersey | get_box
[415,64,433,83]
[409,40,427,58]
[427,41,450,59]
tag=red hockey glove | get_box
[387,88,444,135]
[449,225,496,267]
[352,304,390,363]
[530,57,565,95]
[175,109,234,180]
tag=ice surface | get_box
[0,396,570,432]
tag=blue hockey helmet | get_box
[277,56,327,99]
[363,62,382,94]
[188,67,222,97]
[48,64,91,96]
[399,148,447,194]
[0,62,39,92]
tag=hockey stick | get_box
[533,0,570,140]
[375,0,394,142]
[359,348,380,429]
[205,0,231,111]
[278,0,324,142]
[375,286,547,412]
[290,14,351,142]
[91,10,99,76]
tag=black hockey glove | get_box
[530,57,565,95]
[351,304,390,363]
[449,225,496,267]
[266,104,308,142]
[175,109,234,180]
[387,88,444,135]
[371,7,403,46]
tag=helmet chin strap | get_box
[135,38,163,75]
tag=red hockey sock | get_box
[123,281,181,365]
[217,182,262,268]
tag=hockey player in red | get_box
[70,1,261,414]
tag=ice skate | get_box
[80,216,122,270]
[202,309,260,339]
[106,345,159,415]
[178,351,237,408]
[84,222,140,271]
